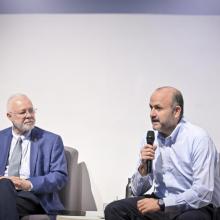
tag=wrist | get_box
[138,164,145,176]
[158,199,165,212]
[22,179,32,191]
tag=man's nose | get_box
[150,109,156,117]
[25,111,33,117]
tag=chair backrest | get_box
[60,147,96,212]
[21,147,80,220]
[59,146,80,211]
[21,145,99,220]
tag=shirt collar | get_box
[12,129,32,141]
[157,117,186,145]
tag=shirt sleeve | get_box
[28,135,68,194]
[131,169,153,196]
[130,134,154,196]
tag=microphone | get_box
[146,130,155,174]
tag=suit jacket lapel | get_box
[30,127,40,176]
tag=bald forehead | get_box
[153,87,175,97]
[156,86,177,94]
[7,94,32,112]
[150,88,175,106]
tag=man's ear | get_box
[7,112,12,120]
[174,106,182,119]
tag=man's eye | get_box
[155,107,162,110]
[19,112,26,115]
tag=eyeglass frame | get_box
[8,108,37,117]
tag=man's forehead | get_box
[150,90,173,105]
[151,89,172,99]
[155,87,174,95]
[11,97,32,108]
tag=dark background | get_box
[0,0,220,14]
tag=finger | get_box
[141,152,155,160]
[137,201,143,209]
[137,200,143,208]
[143,144,154,150]
[137,204,144,212]
[137,199,146,209]
[142,147,155,155]
[138,204,146,214]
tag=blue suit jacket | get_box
[0,126,68,214]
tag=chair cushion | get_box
[21,214,53,220]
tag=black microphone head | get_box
[147,130,155,145]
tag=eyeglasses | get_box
[9,108,37,117]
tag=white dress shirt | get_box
[4,130,31,179]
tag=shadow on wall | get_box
[77,162,97,211]
[60,147,97,212]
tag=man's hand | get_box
[138,144,157,176]
[140,144,156,161]
[137,198,160,214]
[8,176,32,191]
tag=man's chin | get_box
[23,124,35,132]
[152,123,160,131]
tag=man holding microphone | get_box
[105,86,220,220]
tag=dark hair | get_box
[172,89,184,119]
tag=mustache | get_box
[24,118,35,122]
[151,118,159,123]
[24,120,35,124]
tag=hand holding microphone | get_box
[140,130,155,175]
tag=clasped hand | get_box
[0,176,31,191]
